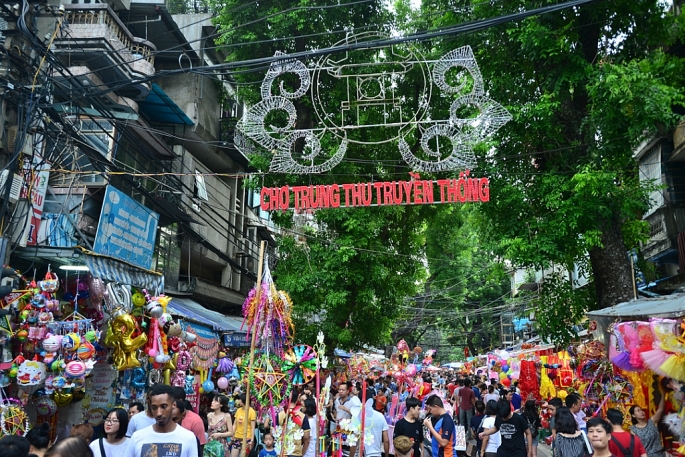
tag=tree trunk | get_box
[588,213,635,309]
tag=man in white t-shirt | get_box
[124,384,198,457]
[362,391,389,457]
[127,393,157,437]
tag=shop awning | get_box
[586,293,685,318]
[168,297,245,333]
[138,83,194,125]
[334,348,353,358]
[84,251,164,291]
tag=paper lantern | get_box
[76,341,95,360]
[65,360,86,378]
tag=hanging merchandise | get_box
[0,396,30,437]
[188,327,219,372]
[105,312,147,371]
[518,359,539,401]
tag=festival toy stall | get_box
[584,294,685,455]
[0,260,244,441]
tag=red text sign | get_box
[261,173,490,212]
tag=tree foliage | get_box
[412,0,685,345]
[214,0,685,349]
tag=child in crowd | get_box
[259,432,277,457]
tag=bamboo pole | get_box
[241,240,267,457]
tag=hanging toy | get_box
[185,375,195,395]
[105,313,148,371]
[216,354,234,374]
[171,350,192,387]
[201,367,215,394]
[131,367,147,390]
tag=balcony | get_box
[53,4,156,99]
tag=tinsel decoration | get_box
[241,261,294,356]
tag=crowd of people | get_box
[0,370,671,457]
[412,372,669,457]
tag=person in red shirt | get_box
[458,378,476,439]
[447,380,457,399]
[172,387,208,454]
[607,409,647,457]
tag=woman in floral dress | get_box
[208,394,234,456]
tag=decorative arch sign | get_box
[235,32,511,175]
[260,172,489,212]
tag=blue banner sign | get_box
[223,332,250,347]
[93,186,159,270]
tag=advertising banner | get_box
[93,185,159,269]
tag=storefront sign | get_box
[260,173,490,212]
[19,154,50,246]
[93,185,159,269]
[181,321,215,340]
[223,332,250,348]
[84,362,119,425]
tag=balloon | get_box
[165,322,183,337]
[34,395,57,416]
[105,313,148,371]
[184,332,197,343]
[501,377,511,387]
[43,334,62,352]
[88,275,105,304]
[132,292,146,307]
[217,377,229,390]
[158,313,173,328]
[202,379,215,393]
[65,361,86,378]
[146,301,163,318]
[501,365,509,372]
[510,371,520,380]
[52,390,73,406]
[499,372,508,380]
[404,364,417,377]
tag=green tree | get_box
[393,205,511,356]
[213,1,427,350]
[413,0,685,344]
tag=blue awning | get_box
[168,297,245,332]
[138,83,194,125]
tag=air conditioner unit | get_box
[0,170,22,203]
